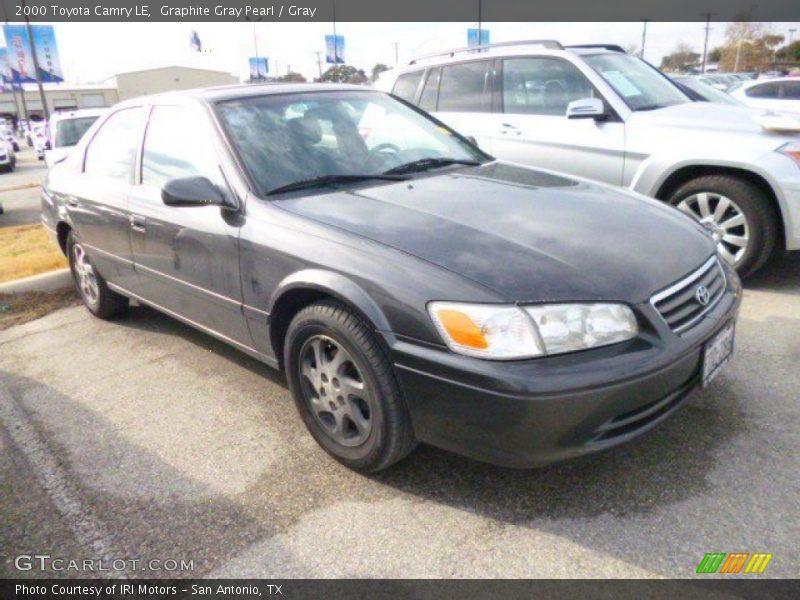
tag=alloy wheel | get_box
[298,335,373,447]
[676,192,750,265]
[72,243,99,305]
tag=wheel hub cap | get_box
[72,243,99,305]
[298,335,373,447]
[676,192,750,265]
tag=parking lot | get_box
[0,149,47,228]
[0,240,798,577]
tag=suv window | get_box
[746,82,779,98]
[84,108,144,180]
[419,67,441,111]
[392,71,424,103]
[502,58,595,116]
[438,61,491,112]
[141,105,220,188]
[54,116,99,148]
[781,81,800,100]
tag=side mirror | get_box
[465,135,478,146]
[162,176,233,208]
[566,97,607,120]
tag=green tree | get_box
[660,43,701,72]
[371,63,390,82]
[276,71,307,82]
[775,40,800,63]
[708,46,723,63]
[316,65,369,84]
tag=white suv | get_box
[377,40,800,276]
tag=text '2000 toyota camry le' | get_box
[42,84,741,472]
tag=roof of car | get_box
[116,83,377,108]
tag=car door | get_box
[429,59,497,152]
[64,106,145,289]
[488,57,625,186]
[127,103,251,346]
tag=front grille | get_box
[651,257,726,334]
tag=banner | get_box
[1,24,64,83]
[325,34,345,64]
[248,57,268,80]
[467,28,490,48]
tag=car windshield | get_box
[583,53,689,111]
[676,77,743,106]
[215,90,488,196]
[54,116,99,148]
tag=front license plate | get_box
[702,323,735,387]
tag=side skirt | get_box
[106,282,280,371]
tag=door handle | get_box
[130,214,146,233]
[65,195,79,208]
[500,123,521,135]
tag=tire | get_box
[284,300,417,472]
[66,231,129,319]
[666,175,779,277]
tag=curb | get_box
[0,182,41,193]
[0,268,72,295]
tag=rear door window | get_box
[84,108,145,181]
[419,67,442,111]
[781,81,800,100]
[392,71,424,103]
[438,61,492,113]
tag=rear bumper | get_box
[386,265,742,468]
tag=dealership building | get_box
[0,65,239,122]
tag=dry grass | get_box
[0,224,68,284]
[0,288,80,330]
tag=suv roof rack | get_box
[409,39,563,65]
[565,44,627,53]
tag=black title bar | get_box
[0,0,798,22]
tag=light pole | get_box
[640,19,648,59]
[789,28,797,45]
[701,12,713,73]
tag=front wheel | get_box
[667,175,779,277]
[67,232,129,319]
[284,300,417,472]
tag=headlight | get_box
[428,302,637,360]
[778,142,800,168]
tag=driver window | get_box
[503,58,595,116]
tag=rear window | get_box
[438,61,491,113]
[419,68,441,111]
[55,116,99,148]
[392,71,424,103]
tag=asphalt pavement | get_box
[0,148,47,228]
[0,215,798,578]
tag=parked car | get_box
[32,124,48,160]
[377,40,800,277]
[45,108,107,167]
[0,139,16,172]
[672,76,744,106]
[729,78,800,114]
[1,124,20,152]
[43,84,741,472]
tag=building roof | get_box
[112,65,238,78]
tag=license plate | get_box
[702,323,735,387]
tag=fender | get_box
[268,268,393,334]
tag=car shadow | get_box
[744,252,800,296]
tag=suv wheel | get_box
[285,300,417,472]
[67,232,129,318]
[667,175,778,277]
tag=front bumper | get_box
[386,263,742,468]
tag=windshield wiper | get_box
[266,173,408,196]
[383,157,481,175]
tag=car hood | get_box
[629,101,800,137]
[275,162,715,304]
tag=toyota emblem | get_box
[695,285,711,306]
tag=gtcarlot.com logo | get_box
[696,552,773,574]
[14,554,194,573]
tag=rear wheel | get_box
[285,300,416,472]
[67,232,129,319]
[667,175,779,277]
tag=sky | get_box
[2,21,800,84]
